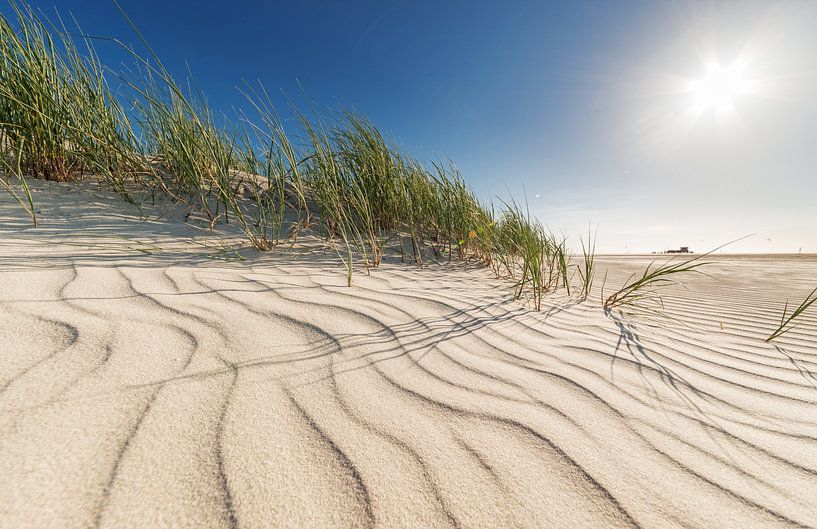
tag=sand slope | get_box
[1,183,816,529]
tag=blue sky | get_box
[7,0,817,252]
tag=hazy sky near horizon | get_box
[7,0,816,252]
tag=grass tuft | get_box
[765,286,817,342]
[603,255,711,315]
[603,236,751,318]
[576,224,597,300]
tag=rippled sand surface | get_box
[2,183,816,528]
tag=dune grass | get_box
[475,201,576,310]
[576,225,597,300]
[765,286,817,342]
[0,0,587,307]
[5,0,807,347]
[0,139,36,224]
[0,1,141,191]
[603,255,711,316]
[237,82,308,249]
[602,238,751,318]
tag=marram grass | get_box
[765,286,817,342]
[6,0,778,330]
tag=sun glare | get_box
[688,63,747,112]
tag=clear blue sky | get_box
[7,0,817,252]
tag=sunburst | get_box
[687,62,749,113]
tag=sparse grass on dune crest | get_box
[477,200,574,311]
[113,2,244,225]
[0,0,587,308]
[134,78,243,224]
[237,82,309,249]
[298,110,501,283]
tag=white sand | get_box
[1,182,816,529]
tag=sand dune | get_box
[1,183,816,529]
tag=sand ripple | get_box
[1,187,816,528]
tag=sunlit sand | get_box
[2,184,815,529]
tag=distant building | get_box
[666,246,690,254]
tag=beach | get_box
[2,183,816,529]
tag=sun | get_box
[688,63,748,112]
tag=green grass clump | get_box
[135,80,239,222]
[113,4,241,224]
[576,225,597,300]
[237,83,308,250]
[765,286,817,342]
[477,200,573,310]
[500,202,550,310]
[294,108,501,284]
[0,1,141,194]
